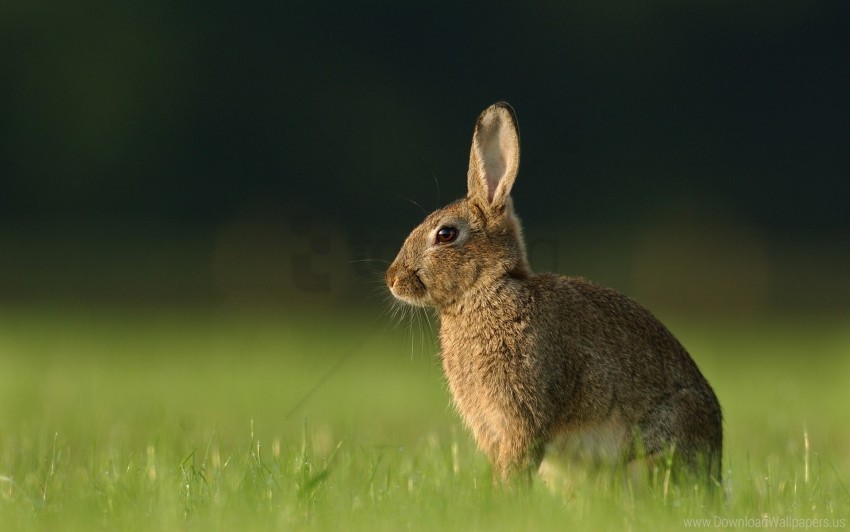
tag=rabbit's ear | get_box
[467,102,520,210]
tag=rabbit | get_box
[385,102,722,483]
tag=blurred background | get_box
[1,0,849,316]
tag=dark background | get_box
[1,1,848,313]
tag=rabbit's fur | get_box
[386,102,722,482]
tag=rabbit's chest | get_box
[439,313,539,443]
[440,341,531,447]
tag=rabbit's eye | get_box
[435,226,459,244]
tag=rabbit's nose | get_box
[386,264,399,289]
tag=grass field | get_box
[1,306,848,530]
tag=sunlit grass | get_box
[0,307,848,530]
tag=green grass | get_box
[1,306,849,530]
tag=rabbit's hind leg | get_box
[634,387,722,483]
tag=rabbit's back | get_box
[538,275,716,412]
[538,276,720,435]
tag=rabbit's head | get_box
[386,102,530,309]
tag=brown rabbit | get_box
[386,102,722,483]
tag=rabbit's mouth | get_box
[386,265,430,307]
